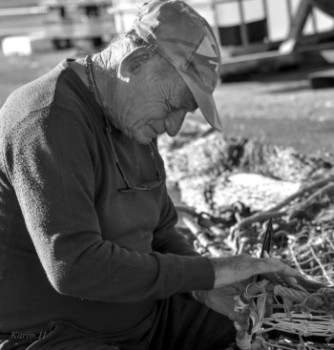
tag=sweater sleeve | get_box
[3,105,214,304]
[152,187,200,257]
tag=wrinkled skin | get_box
[101,47,198,145]
[115,61,196,144]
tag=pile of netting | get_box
[158,120,334,350]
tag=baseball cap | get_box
[133,0,223,131]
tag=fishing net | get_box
[159,121,334,349]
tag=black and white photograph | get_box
[0,1,333,349]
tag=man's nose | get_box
[164,110,186,137]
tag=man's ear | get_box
[117,46,152,83]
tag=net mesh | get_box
[159,121,334,349]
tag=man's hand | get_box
[209,255,304,289]
[195,255,321,339]
[193,280,275,335]
[193,282,251,331]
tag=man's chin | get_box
[133,135,153,145]
[132,131,155,145]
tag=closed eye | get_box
[184,93,198,112]
[165,87,198,114]
[166,99,196,114]
[166,100,178,113]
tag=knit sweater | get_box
[0,59,214,334]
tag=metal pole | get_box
[211,0,221,44]
[262,0,269,40]
[310,6,318,34]
[237,0,249,47]
[286,0,293,31]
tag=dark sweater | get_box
[0,59,214,334]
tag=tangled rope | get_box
[233,279,334,349]
[167,129,334,349]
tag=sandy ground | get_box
[213,61,334,161]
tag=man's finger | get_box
[229,310,249,329]
[260,258,305,282]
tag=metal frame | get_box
[207,0,330,49]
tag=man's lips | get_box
[148,124,165,137]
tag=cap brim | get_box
[179,72,223,132]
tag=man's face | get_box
[115,58,197,144]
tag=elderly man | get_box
[0,1,305,349]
